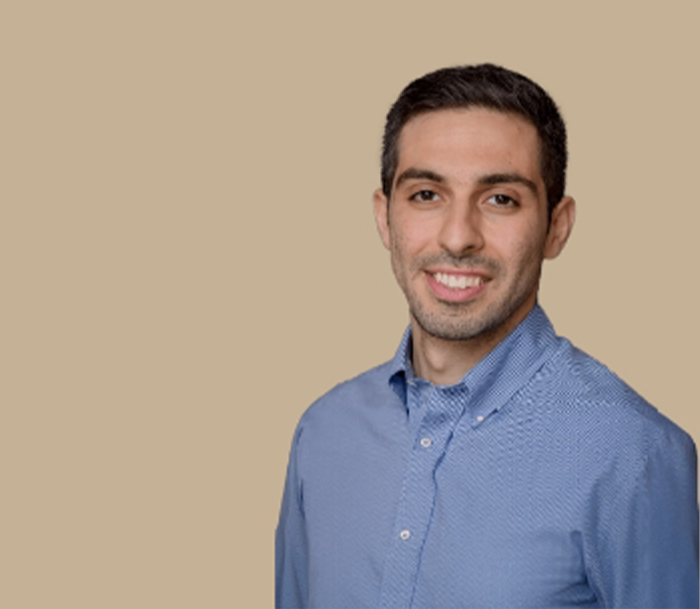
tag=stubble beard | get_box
[408,281,536,342]
[395,251,544,343]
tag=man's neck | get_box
[410,304,535,386]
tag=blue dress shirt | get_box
[276,306,699,608]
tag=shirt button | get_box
[476,415,484,424]
[420,437,432,448]
[399,529,411,540]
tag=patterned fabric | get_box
[276,305,699,608]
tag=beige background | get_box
[2,2,698,607]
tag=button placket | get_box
[380,385,468,608]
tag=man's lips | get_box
[424,269,490,302]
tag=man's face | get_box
[374,108,574,343]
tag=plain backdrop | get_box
[2,2,698,607]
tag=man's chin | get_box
[411,311,497,343]
[409,294,535,344]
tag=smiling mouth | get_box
[432,272,487,289]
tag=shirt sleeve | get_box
[275,425,309,609]
[588,426,699,608]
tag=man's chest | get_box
[300,405,600,608]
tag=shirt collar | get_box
[388,304,561,423]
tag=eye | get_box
[409,189,441,203]
[486,193,518,207]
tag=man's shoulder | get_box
[298,359,397,428]
[539,338,694,450]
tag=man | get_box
[276,64,699,608]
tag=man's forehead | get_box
[394,108,544,187]
[399,107,540,146]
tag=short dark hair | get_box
[381,64,568,216]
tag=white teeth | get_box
[434,272,484,289]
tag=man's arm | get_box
[275,426,308,609]
[588,427,699,608]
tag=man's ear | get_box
[544,195,576,260]
[373,189,392,250]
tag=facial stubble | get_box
[391,237,547,343]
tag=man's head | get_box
[374,65,575,349]
[381,64,568,218]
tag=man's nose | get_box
[437,202,485,256]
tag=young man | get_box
[276,65,699,609]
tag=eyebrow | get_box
[394,168,445,189]
[394,168,539,197]
[477,172,539,197]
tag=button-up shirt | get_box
[276,306,698,608]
